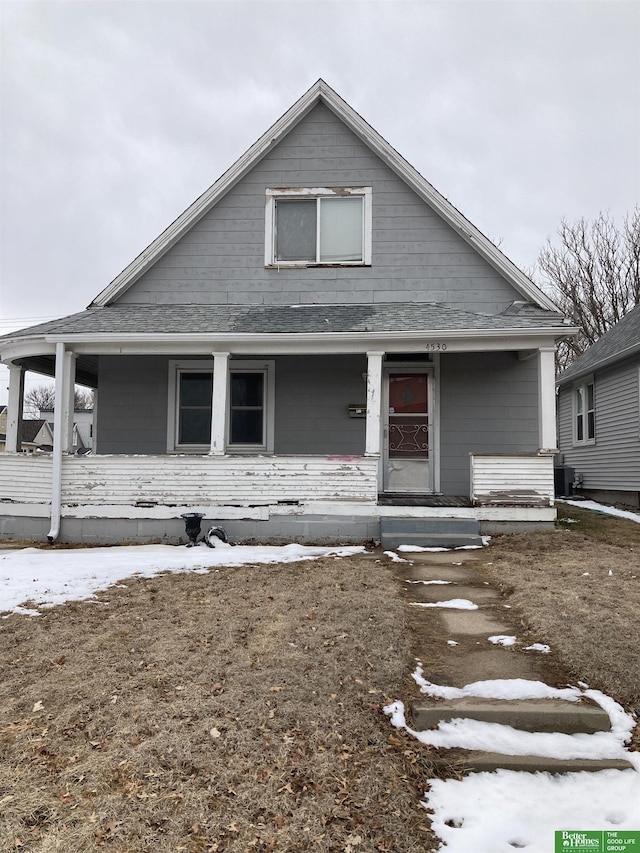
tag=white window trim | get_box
[227,360,275,453]
[168,359,275,454]
[572,375,596,446]
[167,359,214,453]
[264,186,372,267]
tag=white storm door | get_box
[383,369,434,494]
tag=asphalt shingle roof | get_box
[1,302,568,342]
[557,303,640,386]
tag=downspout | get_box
[47,341,66,542]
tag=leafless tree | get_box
[24,383,94,415]
[536,207,640,371]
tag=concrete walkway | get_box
[392,547,634,773]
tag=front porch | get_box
[0,452,556,545]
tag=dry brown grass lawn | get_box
[479,502,640,714]
[1,503,640,850]
[0,555,438,852]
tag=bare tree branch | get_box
[536,208,640,371]
[24,383,94,415]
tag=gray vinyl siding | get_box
[557,358,640,491]
[96,356,169,454]
[119,104,520,313]
[439,352,539,495]
[274,355,366,454]
[95,354,366,456]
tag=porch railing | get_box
[470,453,554,506]
[0,454,379,509]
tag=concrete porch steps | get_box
[380,516,483,549]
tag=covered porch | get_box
[0,314,559,545]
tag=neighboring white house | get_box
[39,408,94,453]
[0,80,576,546]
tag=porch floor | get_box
[377,494,472,508]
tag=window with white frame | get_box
[574,377,595,444]
[265,187,372,266]
[167,360,274,453]
[168,362,213,451]
[228,361,274,452]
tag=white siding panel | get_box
[471,454,554,506]
[0,456,53,504]
[58,455,378,506]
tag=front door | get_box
[383,369,433,494]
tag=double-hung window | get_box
[168,363,213,451]
[168,360,274,453]
[574,377,595,444]
[227,361,274,452]
[265,187,372,266]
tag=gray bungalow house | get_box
[556,303,640,507]
[0,80,576,545]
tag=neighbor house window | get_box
[574,378,595,444]
[265,187,372,266]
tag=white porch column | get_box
[365,351,384,456]
[538,346,557,453]
[49,342,72,541]
[4,364,25,453]
[62,351,77,452]
[210,352,229,455]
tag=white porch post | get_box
[538,346,557,453]
[4,364,25,453]
[49,342,72,541]
[62,351,77,452]
[365,351,383,456]
[210,352,229,455]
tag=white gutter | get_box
[47,341,66,542]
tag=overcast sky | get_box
[1,0,639,402]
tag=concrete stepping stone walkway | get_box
[392,548,636,773]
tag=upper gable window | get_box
[265,187,372,267]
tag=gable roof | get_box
[20,419,52,444]
[90,79,558,312]
[557,303,640,386]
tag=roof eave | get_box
[557,340,640,386]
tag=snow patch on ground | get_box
[424,768,640,853]
[561,499,640,523]
[0,543,365,614]
[411,599,478,610]
[386,669,640,852]
[488,635,517,646]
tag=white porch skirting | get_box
[0,453,555,543]
[0,454,379,508]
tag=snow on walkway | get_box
[385,666,640,852]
